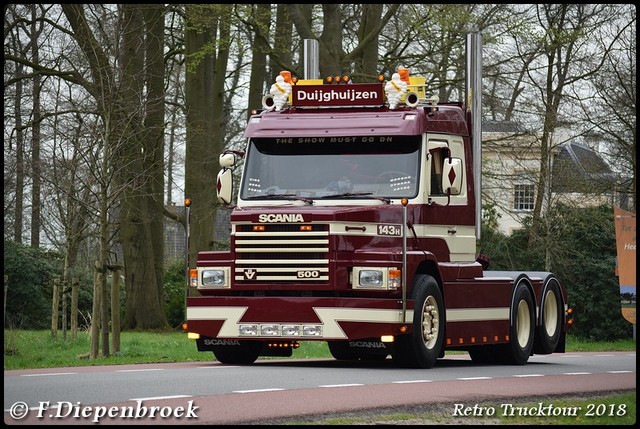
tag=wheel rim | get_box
[516,299,531,348]
[543,290,559,336]
[421,295,440,349]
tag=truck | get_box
[184,33,573,368]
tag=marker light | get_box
[184,198,192,207]
[342,75,350,83]
[253,225,266,232]
[388,268,401,289]
[377,74,385,82]
[334,75,342,83]
[326,76,334,83]
[291,76,298,84]
[300,225,313,231]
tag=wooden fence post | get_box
[51,276,60,339]
[111,267,122,354]
[71,277,79,340]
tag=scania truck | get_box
[184,34,572,368]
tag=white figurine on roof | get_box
[384,72,407,110]
[270,75,292,111]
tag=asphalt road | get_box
[4,351,636,425]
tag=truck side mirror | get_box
[216,168,233,205]
[442,157,463,195]
[219,151,244,167]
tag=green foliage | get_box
[479,204,632,341]
[163,259,187,329]
[545,204,631,341]
[3,241,64,329]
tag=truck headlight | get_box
[359,270,384,287]
[352,267,401,290]
[199,267,230,288]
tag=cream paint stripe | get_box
[235,239,328,244]
[446,307,509,322]
[234,276,329,281]
[236,259,328,264]
[235,231,329,237]
[236,247,329,253]
[235,267,328,272]
[187,306,248,337]
[313,308,406,338]
[187,306,511,339]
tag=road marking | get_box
[563,372,591,375]
[457,377,492,381]
[513,374,544,377]
[233,388,286,393]
[130,395,192,401]
[21,372,77,377]
[116,368,164,373]
[607,370,632,374]
[319,384,364,388]
[196,366,240,369]
[393,380,433,384]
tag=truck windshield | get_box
[240,136,420,201]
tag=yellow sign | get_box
[614,206,636,324]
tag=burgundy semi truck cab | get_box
[185,35,571,368]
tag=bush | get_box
[164,259,187,329]
[479,204,632,341]
[3,241,63,329]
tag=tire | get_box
[533,280,563,354]
[503,282,535,365]
[392,275,444,368]
[212,340,262,365]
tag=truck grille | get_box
[234,224,329,282]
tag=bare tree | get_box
[184,5,238,271]
[578,6,636,212]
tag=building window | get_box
[514,184,534,211]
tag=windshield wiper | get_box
[318,192,390,204]
[245,194,313,205]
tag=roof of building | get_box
[552,141,616,193]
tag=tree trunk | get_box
[13,63,24,243]
[185,5,231,270]
[247,4,271,118]
[120,4,168,330]
[30,4,42,248]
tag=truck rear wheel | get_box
[212,340,262,365]
[504,282,535,365]
[533,280,563,354]
[392,275,444,368]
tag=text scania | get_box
[258,214,305,223]
[297,88,379,103]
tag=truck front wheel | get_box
[392,275,444,368]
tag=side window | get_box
[430,150,444,194]
[428,140,448,195]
